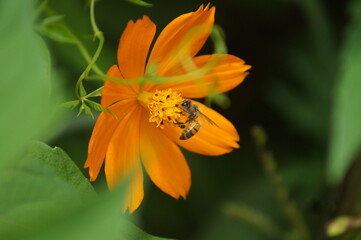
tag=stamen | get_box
[138,89,185,128]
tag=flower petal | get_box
[120,161,143,213]
[105,105,144,213]
[163,101,239,156]
[147,4,215,75]
[101,65,137,108]
[155,54,251,98]
[140,110,191,199]
[84,99,137,181]
[117,15,156,80]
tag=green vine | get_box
[72,0,105,117]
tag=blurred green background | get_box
[2,0,361,239]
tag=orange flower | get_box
[84,4,250,213]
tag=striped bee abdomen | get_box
[179,120,202,140]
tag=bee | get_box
[176,99,217,140]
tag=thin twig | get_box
[251,126,310,240]
[222,202,282,238]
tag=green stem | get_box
[251,126,310,240]
[42,6,104,76]
[75,42,104,76]
[223,202,281,237]
[84,86,104,98]
[75,0,104,100]
[86,75,142,86]
[90,0,100,34]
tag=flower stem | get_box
[90,0,100,34]
[75,0,104,100]
[41,5,105,77]
[222,202,281,237]
[84,86,104,99]
[75,42,104,76]
[251,126,310,240]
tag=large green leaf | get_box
[0,0,63,167]
[0,142,170,240]
[264,0,336,145]
[327,0,361,183]
[0,142,96,238]
[26,142,96,198]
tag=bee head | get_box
[178,100,191,109]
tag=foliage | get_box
[2,0,361,239]
[328,0,361,183]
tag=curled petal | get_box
[105,106,143,213]
[163,101,239,156]
[140,111,191,199]
[155,54,251,98]
[147,4,215,75]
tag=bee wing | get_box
[198,110,218,127]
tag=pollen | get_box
[146,89,184,128]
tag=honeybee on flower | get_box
[85,4,251,213]
[175,99,218,140]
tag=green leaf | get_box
[61,100,80,109]
[85,99,104,112]
[27,142,96,197]
[328,0,361,183]
[41,15,65,26]
[125,0,153,7]
[0,142,95,238]
[0,0,63,167]
[85,100,118,118]
[38,15,79,44]
[77,104,84,116]
[29,216,174,240]
[84,103,94,118]
[0,142,171,240]
[38,36,52,90]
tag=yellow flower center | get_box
[137,89,185,128]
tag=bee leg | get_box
[176,123,186,129]
[175,120,186,126]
